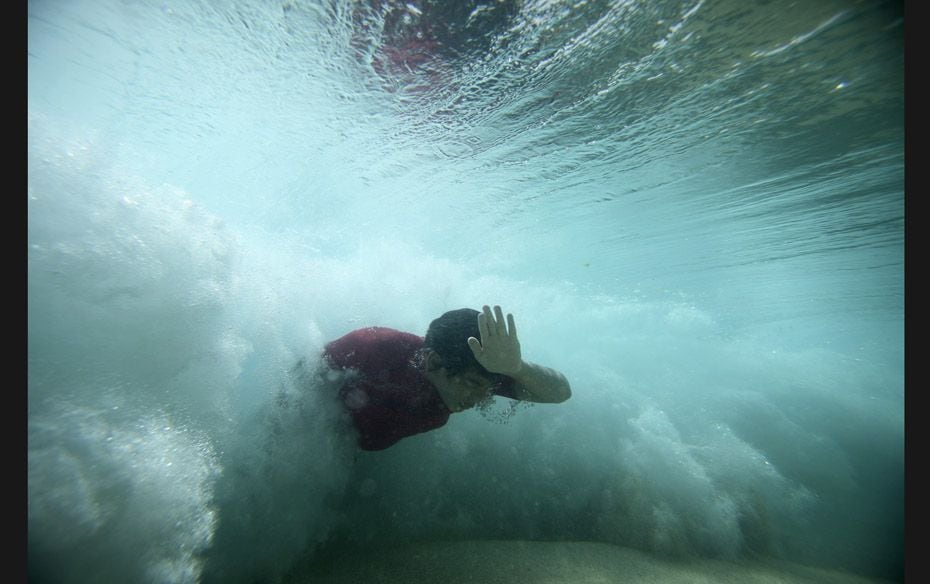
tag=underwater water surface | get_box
[28,1,904,583]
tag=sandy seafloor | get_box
[285,540,898,584]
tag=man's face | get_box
[442,369,496,412]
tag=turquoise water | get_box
[28,1,903,583]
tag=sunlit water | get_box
[27,1,903,583]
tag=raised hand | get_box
[467,305,524,376]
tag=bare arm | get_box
[467,305,572,404]
[507,360,571,403]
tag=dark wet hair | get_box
[422,308,507,386]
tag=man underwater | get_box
[322,305,571,450]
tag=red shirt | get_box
[322,327,514,451]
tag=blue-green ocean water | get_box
[28,1,903,582]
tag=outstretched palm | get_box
[467,305,523,376]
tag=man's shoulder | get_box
[330,326,422,346]
[323,326,424,369]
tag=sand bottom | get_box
[285,540,897,584]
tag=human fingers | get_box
[507,312,518,341]
[478,308,491,339]
[481,305,498,337]
[493,305,507,334]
